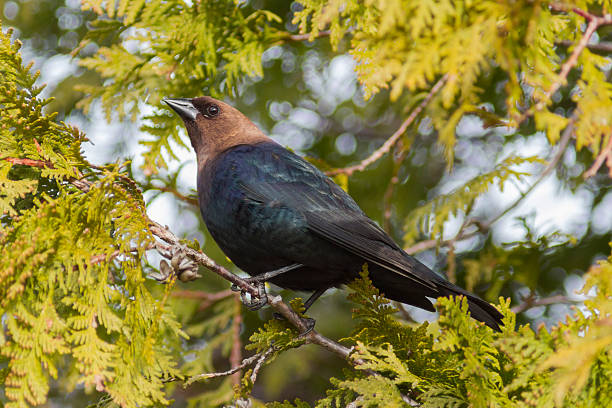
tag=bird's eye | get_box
[205,104,220,117]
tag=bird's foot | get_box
[231,280,268,311]
[272,313,316,335]
[152,244,201,283]
[299,317,316,335]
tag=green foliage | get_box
[295,0,612,162]
[300,267,612,407]
[3,0,612,406]
[0,25,185,407]
[77,0,285,175]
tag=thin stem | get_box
[327,74,449,177]
[511,294,575,314]
[184,352,263,385]
[250,345,275,384]
[405,116,575,255]
[556,40,612,53]
[155,185,198,206]
[583,134,612,179]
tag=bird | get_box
[164,96,504,331]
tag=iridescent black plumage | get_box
[165,96,503,331]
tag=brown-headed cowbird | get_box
[164,96,503,331]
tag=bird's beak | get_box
[163,98,199,121]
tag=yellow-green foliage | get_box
[295,0,612,162]
[77,0,285,175]
[3,1,612,407]
[265,262,612,408]
[0,26,185,408]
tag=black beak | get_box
[163,98,199,121]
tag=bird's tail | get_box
[435,281,504,331]
[368,268,504,331]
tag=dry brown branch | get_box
[154,185,199,206]
[285,30,332,42]
[583,135,612,179]
[556,40,612,53]
[511,294,575,314]
[249,345,275,384]
[542,21,598,107]
[148,222,359,364]
[2,156,53,168]
[535,6,612,113]
[327,74,449,177]
[184,352,264,385]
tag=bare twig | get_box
[533,6,612,114]
[583,134,612,179]
[185,352,264,385]
[556,40,612,53]
[541,21,598,109]
[511,294,575,314]
[2,156,53,168]
[250,345,275,385]
[284,30,332,42]
[327,74,449,177]
[154,185,198,206]
[149,221,359,364]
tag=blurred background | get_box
[1,0,611,405]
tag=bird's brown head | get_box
[164,96,270,167]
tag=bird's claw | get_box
[152,244,201,283]
[273,313,316,335]
[299,317,316,335]
[233,280,268,310]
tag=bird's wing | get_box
[239,174,437,291]
[303,208,437,290]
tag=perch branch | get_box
[534,6,612,114]
[3,156,356,370]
